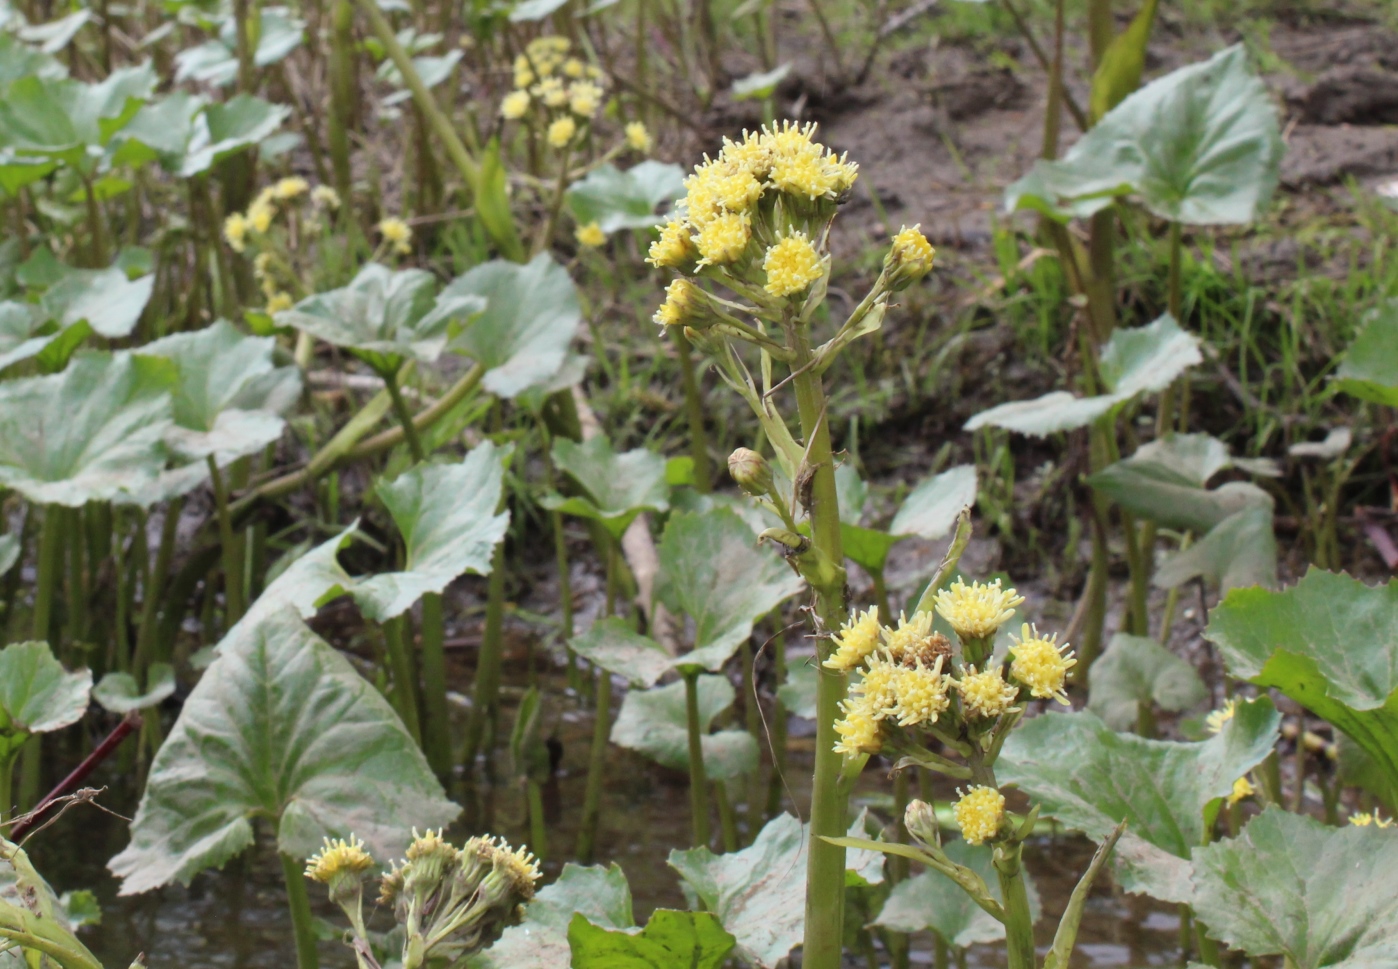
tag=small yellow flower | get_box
[932,578,1024,641]
[534,76,568,108]
[770,149,837,199]
[954,786,1005,846]
[311,185,341,210]
[266,291,293,314]
[648,218,697,269]
[273,176,309,200]
[247,198,275,234]
[957,666,1019,719]
[1205,699,1237,734]
[833,694,882,756]
[547,115,577,149]
[304,835,374,883]
[514,64,536,89]
[891,658,952,727]
[562,57,586,78]
[223,212,248,252]
[406,827,457,863]
[1009,623,1076,705]
[625,121,652,154]
[694,211,751,267]
[851,652,901,720]
[824,606,881,672]
[652,278,716,330]
[377,217,413,254]
[1226,776,1255,807]
[1349,811,1395,828]
[485,835,543,899]
[575,221,607,247]
[883,611,934,660]
[567,80,604,118]
[762,232,823,297]
[500,89,531,119]
[886,224,936,290]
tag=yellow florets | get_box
[648,219,697,269]
[266,291,293,314]
[824,606,882,672]
[247,198,275,234]
[525,35,570,76]
[954,786,1005,846]
[273,176,309,200]
[377,217,413,254]
[851,653,901,720]
[695,211,752,267]
[1205,699,1237,734]
[486,836,543,898]
[1349,811,1395,828]
[886,224,936,289]
[534,76,568,108]
[957,666,1019,719]
[1009,624,1076,704]
[547,115,577,148]
[891,658,952,727]
[653,278,698,328]
[760,120,858,199]
[500,89,531,119]
[625,121,652,153]
[882,610,934,660]
[223,212,248,252]
[933,578,1024,641]
[312,185,341,210]
[562,57,586,78]
[1226,776,1255,807]
[762,232,823,297]
[576,221,607,247]
[304,835,374,883]
[568,80,604,117]
[833,694,883,756]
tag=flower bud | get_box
[728,447,773,497]
[653,278,724,331]
[905,798,939,846]
[883,225,936,291]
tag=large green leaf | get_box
[569,617,676,689]
[39,265,153,340]
[889,464,978,539]
[0,641,91,757]
[1335,300,1398,407]
[278,263,484,375]
[568,910,735,968]
[352,443,510,621]
[1204,568,1398,805]
[173,9,304,87]
[117,92,289,176]
[966,315,1200,437]
[92,662,175,715]
[144,320,300,467]
[566,162,687,233]
[1007,46,1282,225]
[228,526,359,644]
[610,675,757,781]
[0,352,175,506]
[873,838,1040,947]
[445,254,582,399]
[0,64,156,170]
[998,699,1280,903]
[1152,504,1277,592]
[0,34,66,88]
[657,508,803,670]
[1086,634,1207,731]
[470,863,634,969]
[1191,808,1398,969]
[108,608,458,895]
[542,435,668,539]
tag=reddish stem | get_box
[8,712,141,841]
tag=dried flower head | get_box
[500,89,531,119]
[762,232,823,297]
[488,837,542,900]
[625,121,652,153]
[882,611,934,663]
[933,579,1024,641]
[575,221,607,247]
[1008,623,1076,704]
[547,115,577,149]
[957,665,1019,720]
[954,786,1005,846]
[305,835,374,883]
[824,606,882,672]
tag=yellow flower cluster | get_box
[833,695,882,756]
[824,607,882,671]
[223,177,332,259]
[305,835,374,883]
[1350,811,1395,829]
[1008,624,1076,704]
[377,217,413,255]
[891,657,952,727]
[500,35,606,132]
[834,649,952,751]
[1226,776,1255,807]
[576,221,607,247]
[625,121,652,154]
[954,786,1005,846]
[933,579,1024,641]
[957,665,1019,719]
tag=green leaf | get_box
[470,863,634,969]
[39,266,153,339]
[566,162,686,234]
[0,838,103,969]
[841,523,901,574]
[0,34,66,88]
[1153,504,1277,592]
[1007,46,1282,225]
[1088,0,1159,122]
[1191,808,1398,969]
[143,320,300,467]
[657,508,803,670]
[776,660,818,719]
[731,63,792,100]
[1335,300,1398,406]
[173,9,304,87]
[998,699,1280,903]
[569,617,675,689]
[0,64,156,169]
[0,641,91,756]
[445,253,582,399]
[542,435,668,539]
[57,890,100,928]
[873,838,1040,947]
[568,910,735,968]
[279,263,483,375]
[890,464,979,539]
[510,0,570,21]
[610,675,757,781]
[229,526,359,641]
[180,94,291,177]
[108,608,458,895]
[1204,568,1398,805]
[0,533,18,579]
[0,351,175,506]
[1086,634,1207,731]
[92,662,175,714]
[352,443,510,621]
[966,315,1200,436]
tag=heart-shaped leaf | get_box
[174,9,303,87]
[569,617,675,689]
[997,698,1280,903]
[542,436,668,539]
[0,352,175,506]
[108,608,458,895]
[1191,808,1398,969]
[351,443,510,621]
[92,662,175,715]
[1007,45,1282,226]
[1335,300,1398,407]
[610,674,757,781]
[567,910,735,968]
[0,641,91,757]
[39,265,154,340]
[445,254,583,399]
[889,464,979,540]
[566,162,686,233]
[469,863,634,969]
[1204,568,1398,805]
[1153,504,1277,592]
[0,64,156,170]
[1086,634,1207,731]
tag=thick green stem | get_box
[279,851,320,969]
[684,668,712,848]
[715,779,738,852]
[385,370,426,463]
[577,539,620,862]
[33,507,64,644]
[462,538,507,767]
[994,843,1037,969]
[384,617,422,744]
[0,751,14,822]
[419,593,451,776]
[327,0,355,204]
[64,509,87,648]
[134,498,181,677]
[209,458,245,626]
[674,330,712,492]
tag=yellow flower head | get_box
[824,606,882,672]
[562,56,586,78]
[851,652,901,720]
[547,115,578,149]
[891,657,952,727]
[378,863,405,906]
[652,277,720,331]
[223,212,248,252]
[957,665,1019,720]
[304,835,374,883]
[1349,811,1395,828]
[762,232,823,297]
[933,578,1024,641]
[1205,699,1237,734]
[1226,776,1255,807]
[954,786,1005,846]
[525,35,570,76]
[694,211,751,267]
[471,834,543,900]
[534,76,568,108]
[759,120,858,198]
[500,89,531,119]
[273,176,309,200]
[833,693,882,756]
[625,121,653,154]
[886,224,936,290]
[311,185,341,210]
[718,129,772,180]
[1009,624,1076,704]
[770,149,838,200]
[883,611,933,660]
[247,198,275,235]
[266,291,293,314]
[377,217,413,254]
[567,80,604,118]
[648,218,697,269]
[514,63,536,89]
[576,221,607,248]
[711,169,764,212]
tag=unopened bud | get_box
[883,225,936,292]
[905,798,939,846]
[653,278,722,331]
[728,448,773,497]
